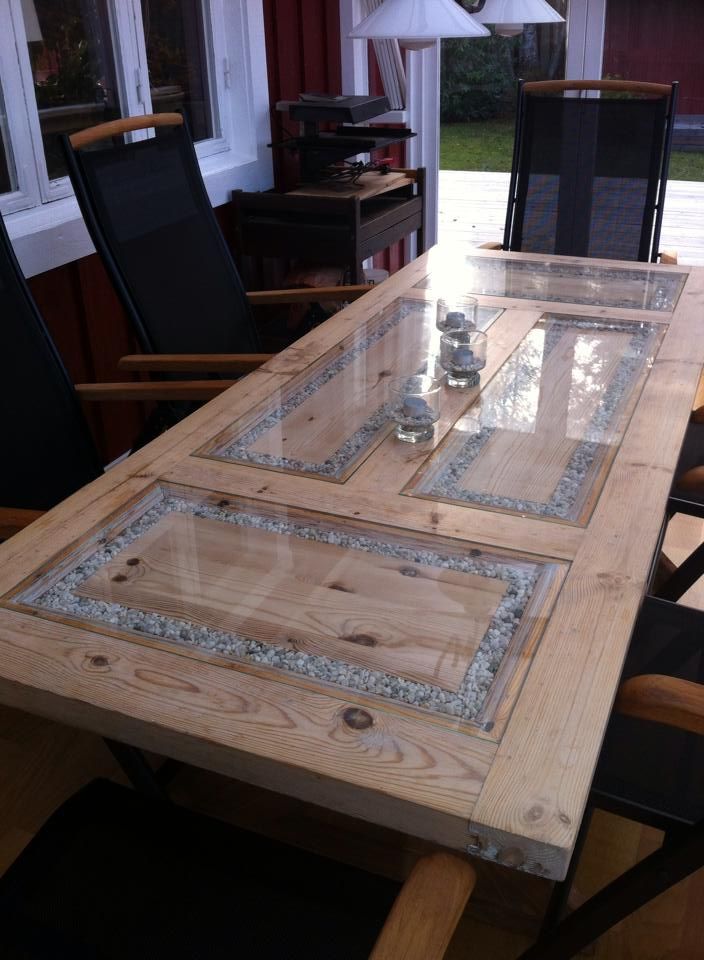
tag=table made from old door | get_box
[1,246,701,881]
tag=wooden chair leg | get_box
[517,819,704,960]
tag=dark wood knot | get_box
[89,655,109,668]
[342,707,373,730]
[126,557,140,567]
[341,633,378,647]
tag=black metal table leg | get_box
[517,819,704,960]
[104,739,171,801]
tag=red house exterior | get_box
[603,0,704,114]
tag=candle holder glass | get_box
[436,296,478,333]
[388,374,442,443]
[440,330,488,388]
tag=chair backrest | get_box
[504,80,679,262]
[0,215,102,511]
[62,114,261,356]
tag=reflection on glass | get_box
[141,0,216,141]
[417,254,687,312]
[25,0,120,181]
[0,79,17,194]
[201,298,503,481]
[16,487,562,724]
[408,314,664,524]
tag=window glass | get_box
[0,80,17,195]
[140,0,217,141]
[23,0,121,181]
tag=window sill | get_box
[7,148,273,278]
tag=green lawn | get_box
[440,119,704,181]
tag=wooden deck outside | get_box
[439,171,704,266]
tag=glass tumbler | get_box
[436,295,478,333]
[439,330,488,388]
[388,374,441,443]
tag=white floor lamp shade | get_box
[473,0,564,37]
[350,0,490,50]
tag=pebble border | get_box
[30,493,543,722]
[214,300,501,479]
[417,316,660,520]
[415,256,685,311]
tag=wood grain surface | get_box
[1,245,702,882]
[77,511,506,691]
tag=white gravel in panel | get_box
[415,256,685,311]
[218,303,413,477]
[214,301,502,479]
[421,317,659,520]
[29,494,541,723]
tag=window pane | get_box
[24,0,120,181]
[140,0,216,141]
[0,79,18,195]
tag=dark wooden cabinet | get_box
[231,168,425,284]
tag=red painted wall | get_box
[603,0,704,114]
[263,0,343,189]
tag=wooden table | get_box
[1,246,702,882]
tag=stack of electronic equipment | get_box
[272,93,416,185]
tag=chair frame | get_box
[503,79,680,264]
[518,596,704,959]
[63,114,370,376]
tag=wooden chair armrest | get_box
[616,674,704,736]
[0,507,45,539]
[69,113,183,149]
[75,381,235,402]
[478,241,503,250]
[118,353,273,373]
[675,464,704,492]
[659,250,678,265]
[246,284,372,305]
[369,852,475,960]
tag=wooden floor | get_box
[439,171,704,266]
[1,515,703,957]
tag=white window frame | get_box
[0,0,273,276]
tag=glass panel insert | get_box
[416,255,686,312]
[25,0,120,182]
[407,314,664,524]
[141,0,216,141]
[200,298,502,481]
[13,487,564,724]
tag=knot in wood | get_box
[342,707,374,730]
[126,557,141,567]
[341,633,378,646]
[87,654,109,669]
[526,804,544,823]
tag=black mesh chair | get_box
[493,80,679,263]
[519,596,704,959]
[0,777,475,959]
[62,114,370,382]
[0,210,232,537]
